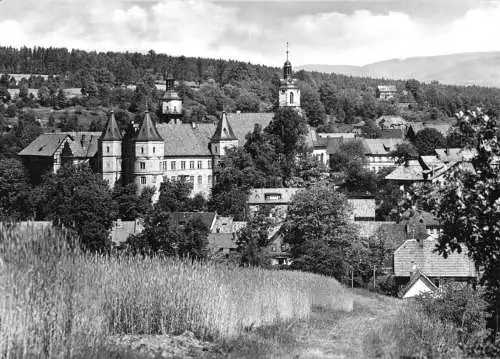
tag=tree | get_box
[413,128,446,155]
[390,143,419,165]
[361,118,382,139]
[265,107,308,158]
[417,109,500,332]
[284,184,359,278]
[300,84,327,127]
[343,162,377,194]
[126,211,209,259]
[237,210,274,267]
[112,183,154,220]
[0,158,30,220]
[156,178,193,213]
[329,139,365,172]
[41,164,116,252]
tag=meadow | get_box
[0,224,353,358]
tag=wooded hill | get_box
[1,46,500,126]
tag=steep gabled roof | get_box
[394,236,477,278]
[211,112,238,141]
[400,270,438,299]
[18,132,100,158]
[135,111,163,142]
[169,212,217,231]
[101,111,122,141]
[18,133,69,157]
[361,138,404,155]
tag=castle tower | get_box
[279,43,300,108]
[134,111,164,200]
[210,112,239,157]
[161,72,183,123]
[100,111,122,188]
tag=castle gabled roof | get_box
[135,111,163,142]
[211,112,238,142]
[101,111,122,141]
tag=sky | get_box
[0,0,500,67]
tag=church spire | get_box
[283,42,292,80]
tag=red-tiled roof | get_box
[157,123,214,157]
[18,132,100,158]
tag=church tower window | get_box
[290,92,294,104]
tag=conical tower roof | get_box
[135,111,163,142]
[101,111,122,141]
[211,112,238,142]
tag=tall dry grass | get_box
[0,224,353,357]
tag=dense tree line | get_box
[2,46,500,128]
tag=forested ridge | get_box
[1,46,500,125]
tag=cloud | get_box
[0,0,499,67]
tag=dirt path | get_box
[292,290,400,359]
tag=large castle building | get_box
[19,51,327,199]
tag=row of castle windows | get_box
[140,175,212,186]
[161,160,212,171]
[106,146,158,154]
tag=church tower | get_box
[210,112,239,157]
[134,111,164,200]
[279,43,300,108]
[100,111,122,188]
[161,72,183,123]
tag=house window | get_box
[153,147,155,154]
[189,176,194,183]
[190,161,195,169]
[140,176,146,184]
[290,92,294,104]
[140,162,145,170]
[197,160,202,169]
[171,161,176,170]
[208,175,212,185]
[208,160,212,169]
[181,161,186,169]
[197,175,202,185]
[141,147,144,154]
[152,175,157,183]
[106,146,110,153]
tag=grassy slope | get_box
[212,289,399,359]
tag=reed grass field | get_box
[0,224,354,358]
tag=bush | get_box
[364,284,500,358]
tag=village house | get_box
[376,85,397,100]
[360,138,404,172]
[394,229,477,290]
[18,131,100,183]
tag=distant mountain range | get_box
[298,52,500,88]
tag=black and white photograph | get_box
[1,0,499,357]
